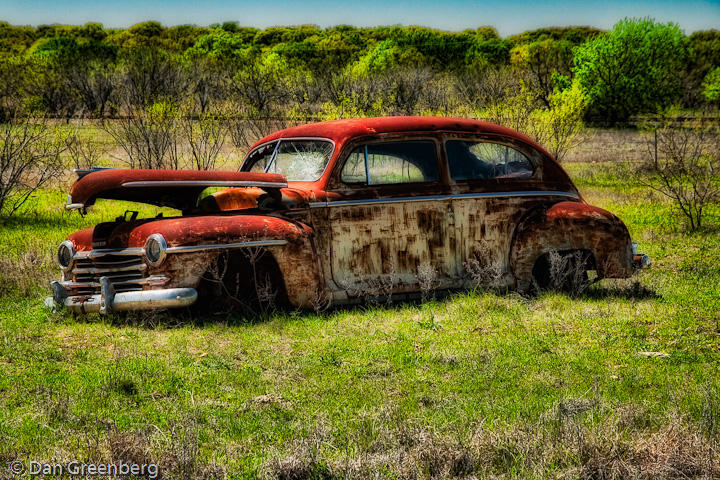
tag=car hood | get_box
[66,168,288,212]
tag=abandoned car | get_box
[47,116,650,314]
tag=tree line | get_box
[0,19,718,124]
[0,19,718,230]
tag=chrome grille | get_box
[70,252,147,295]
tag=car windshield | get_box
[241,139,333,181]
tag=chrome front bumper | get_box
[45,278,197,314]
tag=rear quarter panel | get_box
[510,201,635,289]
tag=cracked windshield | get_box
[243,140,333,181]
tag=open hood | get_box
[66,168,288,212]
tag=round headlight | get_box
[144,234,167,267]
[57,240,75,271]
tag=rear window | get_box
[446,140,534,181]
[341,141,439,185]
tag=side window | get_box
[446,140,534,181]
[340,141,439,185]
[340,148,366,183]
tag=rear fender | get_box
[510,201,634,290]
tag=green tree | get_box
[703,67,720,103]
[685,30,720,106]
[117,47,182,109]
[185,30,249,60]
[465,37,510,67]
[507,26,603,46]
[351,38,426,75]
[0,22,39,54]
[28,35,117,116]
[26,36,82,117]
[573,18,689,123]
[511,39,574,107]
[0,55,30,118]
[231,54,288,114]
[108,21,168,50]
[530,83,588,162]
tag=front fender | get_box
[125,214,324,308]
[510,201,634,289]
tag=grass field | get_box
[1,128,719,479]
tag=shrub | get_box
[530,83,587,162]
[640,115,720,231]
[181,111,228,170]
[0,115,66,216]
[103,100,180,169]
[478,83,586,162]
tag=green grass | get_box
[1,159,719,479]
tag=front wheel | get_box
[195,250,288,316]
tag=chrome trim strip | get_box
[121,180,288,188]
[60,275,169,289]
[72,264,147,274]
[451,190,579,200]
[166,239,288,254]
[65,194,84,210]
[308,191,579,208]
[74,248,144,259]
[264,140,281,173]
[71,240,288,261]
[321,195,450,208]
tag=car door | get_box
[445,136,541,287]
[326,138,460,296]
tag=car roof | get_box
[251,116,547,153]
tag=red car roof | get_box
[252,116,547,154]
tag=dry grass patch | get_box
[259,404,720,480]
[0,247,54,296]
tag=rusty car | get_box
[46,116,651,314]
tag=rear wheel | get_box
[531,250,592,294]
